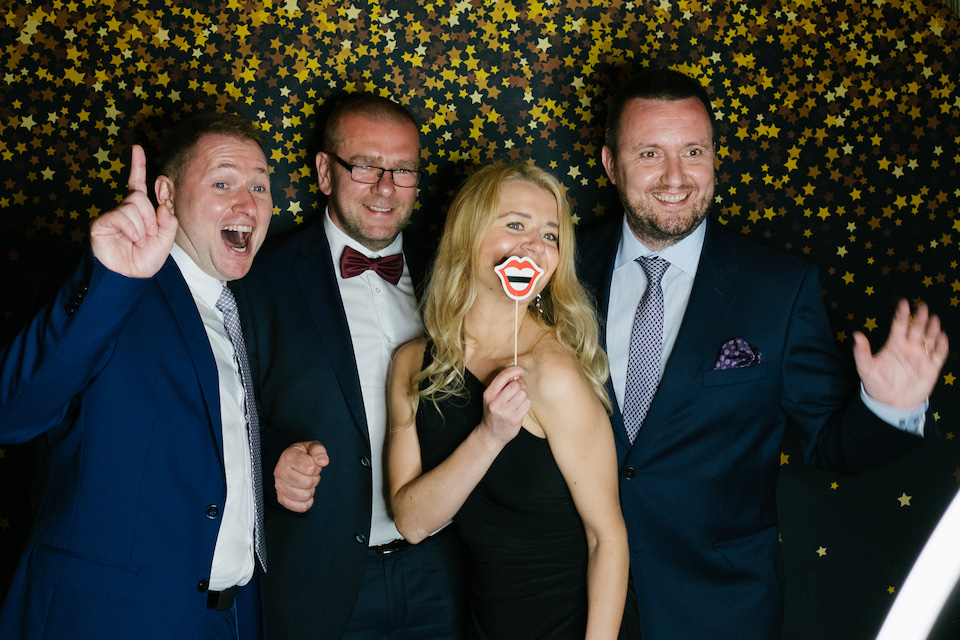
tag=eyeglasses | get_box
[328,153,422,188]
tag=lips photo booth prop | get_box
[494,255,544,301]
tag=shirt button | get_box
[359,456,371,467]
[622,467,636,480]
[205,504,220,519]
[197,579,209,592]
[375,287,382,294]
[355,533,367,544]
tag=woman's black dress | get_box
[416,347,588,639]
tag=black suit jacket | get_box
[233,219,428,639]
[576,217,934,640]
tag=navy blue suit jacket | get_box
[0,254,259,639]
[232,219,427,639]
[577,218,933,640]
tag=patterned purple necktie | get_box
[622,256,670,444]
[216,285,266,571]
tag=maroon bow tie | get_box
[339,246,403,285]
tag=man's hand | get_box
[89,145,178,278]
[854,299,950,408]
[274,441,330,513]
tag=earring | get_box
[533,293,544,315]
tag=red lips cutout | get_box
[494,255,544,301]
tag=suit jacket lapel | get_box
[156,257,225,461]
[294,224,371,445]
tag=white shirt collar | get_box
[614,216,706,279]
[170,243,226,308]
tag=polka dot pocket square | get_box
[714,337,763,370]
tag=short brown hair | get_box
[605,67,715,154]
[158,111,264,185]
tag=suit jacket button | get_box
[622,467,636,479]
[355,533,366,544]
[205,504,220,519]
[359,456,371,467]
[197,579,209,592]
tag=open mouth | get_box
[221,224,252,253]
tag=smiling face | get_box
[316,112,421,252]
[157,133,272,282]
[601,96,715,251]
[480,180,560,302]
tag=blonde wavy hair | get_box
[414,162,611,414]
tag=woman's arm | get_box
[530,349,629,640]
[386,341,531,543]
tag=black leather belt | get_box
[206,585,238,610]
[370,538,413,555]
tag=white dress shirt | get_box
[323,210,423,546]
[171,244,255,590]
[606,217,925,436]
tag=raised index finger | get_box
[127,144,148,195]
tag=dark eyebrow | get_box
[350,155,419,170]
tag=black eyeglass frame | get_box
[327,153,423,188]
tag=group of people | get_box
[0,67,949,640]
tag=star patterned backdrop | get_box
[0,0,958,637]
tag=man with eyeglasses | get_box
[232,94,465,639]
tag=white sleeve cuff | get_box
[860,384,927,437]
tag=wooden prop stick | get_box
[514,298,519,365]
[494,255,545,367]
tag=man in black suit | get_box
[233,95,465,639]
[577,67,948,640]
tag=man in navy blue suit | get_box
[0,113,272,639]
[233,94,465,639]
[577,68,949,640]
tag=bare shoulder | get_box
[525,334,589,402]
[525,333,607,442]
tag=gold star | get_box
[897,493,912,507]
[780,452,789,466]
[816,546,827,557]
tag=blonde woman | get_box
[388,163,628,639]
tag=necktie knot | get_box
[638,255,670,285]
[339,246,403,285]
[216,284,238,316]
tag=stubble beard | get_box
[329,195,411,253]
[620,189,713,252]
